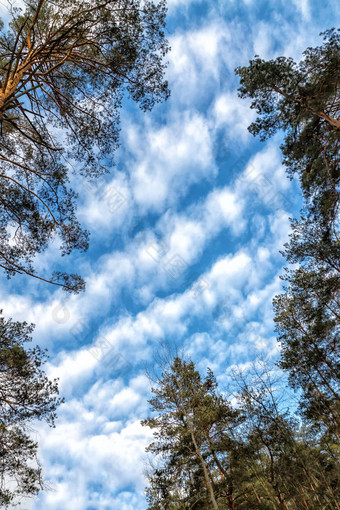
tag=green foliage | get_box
[236,28,340,225]
[236,27,339,442]
[142,358,243,509]
[0,0,169,292]
[0,311,63,507]
[236,366,339,509]
[143,357,340,509]
[273,216,340,438]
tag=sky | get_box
[0,0,339,508]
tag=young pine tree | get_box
[142,357,244,510]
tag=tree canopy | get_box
[273,216,340,439]
[142,357,243,510]
[0,0,169,502]
[0,312,62,507]
[0,0,169,292]
[143,357,340,509]
[236,28,340,440]
[236,28,339,226]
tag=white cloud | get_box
[167,0,203,10]
[78,172,131,235]
[123,110,216,213]
[291,0,311,20]
[212,92,256,143]
[35,376,153,510]
[168,22,231,101]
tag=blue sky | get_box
[1,0,339,508]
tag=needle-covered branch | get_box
[236,28,340,226]
[0,0,169,292]
[0,311,63,507]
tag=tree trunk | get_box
[190,430,220,510]
[317,111,340,129]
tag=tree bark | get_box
[190,430,220,510]
[272,85,340,129]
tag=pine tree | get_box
[143,357,340,509]
[0,312,62,506]
[236,28,340,226]
[235,363,340,510]
[142,357,243,510]
[236,27,340,440]
[0,0,169,292]
[273,216,340,438]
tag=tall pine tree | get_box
[236,28,340,438]
[0,0,169,292]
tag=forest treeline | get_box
[142,29,340,509]
[143,356,339,510]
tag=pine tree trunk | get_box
[190,430,220,510]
